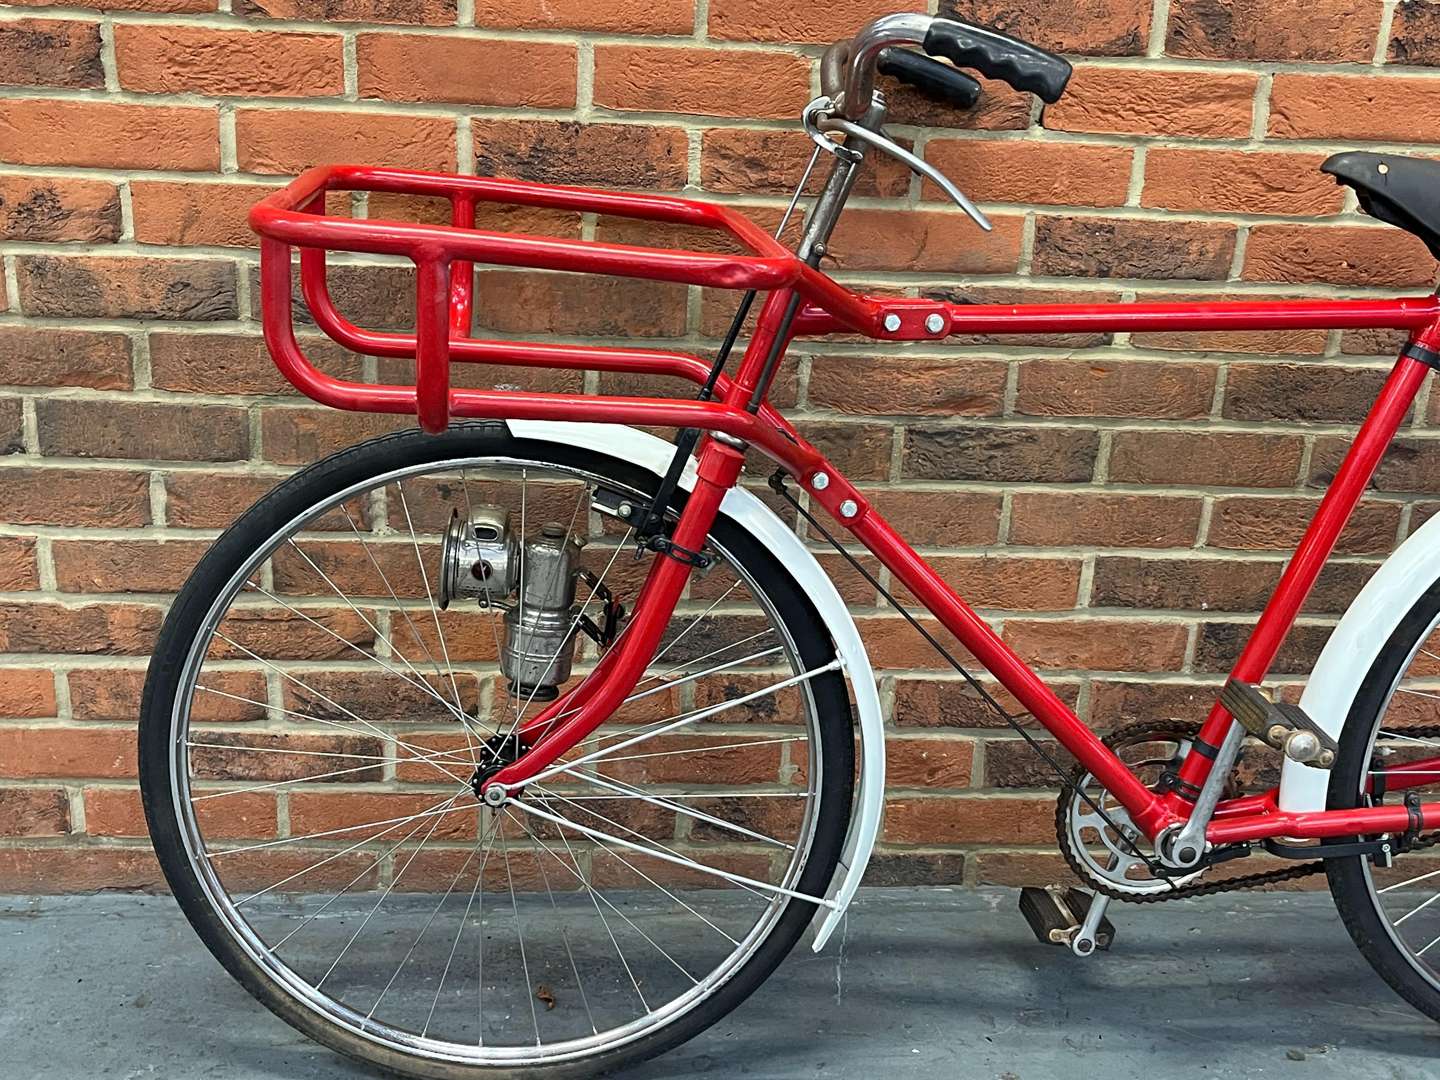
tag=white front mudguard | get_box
[1282,508,1440,810]
[507,421,883,949]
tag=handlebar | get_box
[833,12,1071,120]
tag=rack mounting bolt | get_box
[839,499,858,518]
[811,472,829,491]
[925,313,946,334]
[882,313,902,333]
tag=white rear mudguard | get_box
[1282,509,1440,811]
[507,421,883,949]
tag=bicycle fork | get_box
[477,437,747,798]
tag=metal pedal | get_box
[1018,886,1113,956]
[1220,679,1336,769]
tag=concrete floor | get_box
[3,887,1438,1079]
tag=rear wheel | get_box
[1327,574,1440,1023]
[140,422,854,1078]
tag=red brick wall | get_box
[1,0,1438,891]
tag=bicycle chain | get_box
[1058,720,1440,904]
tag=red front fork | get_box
[481,438,746,792]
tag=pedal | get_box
[1018,886,1113,955]
[1220,680,1336,769]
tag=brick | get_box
[1141,149,1344,216]
[885,736,974,788]
[1004,618,1190,671]
[0,99,218,170]
[115,25,342,97]
[1390,1,1440,66]
[237,108,455,174]
[797,420,895,480]
[130,180,277,248]
[941,0,1152,55]
[922,140,1133,207]
[709,0,901,43]
[474,120,688,190]
[826,209,1023,274]
[70,667,266,724]
[701,126,910,198]
[903,425,1100,482]
[0,602,163,655]
[474,271,687,338]
[0,537,37,590]
[1015,359,1215,419]
[592,45,811,120]
[0,18,102,88]
[1208,496,1401,555]
[936,284,1123,350]
[0,175,119,244]
[1223,363,1391,424]
[53,538,209,593]
[1243,225,1438,287]
[1032,217,1236,281]
[893,676,1082,729]
[0,787,68,837]
[162,471,283,528]
[1311,436,1440,495]
[16,256,236,321]
[260,408,409,465]
[884,795,1055,845]
[36,399,248,462]
[1092,555,1285,612]
[1010,492,1203,548]
[1168,0,1382,62]
[0,468,150,527]
[1342,326,1410,358]
[356,34,575,107]
[84,786,275,840]
[149,332,358,395]
[1195,620,1331,674]
[1108,431,1304,487]
[1269,75,1440,144]
[914,555,1082,610]
[1089,679,1219,728]
[236,0,454,19]
[883,78,1032,130]
[984,738,1075,788]
[0,847,164,894]
[289,792,470,842]
[861,851,967,886]
[188,731,385,783]
[0,669,55,718]
[0,328,131,391]
[473,0,691,33]
[5,0,209,8]
[0,725,136,778]
[807,355,1007,416]
[863,489,1002,546]
[1047,67,1257,138]
[0,396,19,455]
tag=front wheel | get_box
[140,422,854,1079]
[1327,573,1440,1023]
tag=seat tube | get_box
[1162,320,1440,820]
[484,437,747,790]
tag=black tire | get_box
[1327,573,1440,1023]
[139,421,855,1080]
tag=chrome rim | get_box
[166,454,833,1066]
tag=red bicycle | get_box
[140,12,1440,1078]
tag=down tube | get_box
[846,511,1174,836]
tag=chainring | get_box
[1057,719,1229,898]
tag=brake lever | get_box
[816,113,992,232]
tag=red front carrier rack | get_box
[251,164,889,438]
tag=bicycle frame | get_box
[254,163,1440,853]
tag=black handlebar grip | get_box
[921,19,1071,104]
[877,48,982,109]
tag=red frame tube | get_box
[252,164,1440,847]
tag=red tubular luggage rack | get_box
[250,163,886,438]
